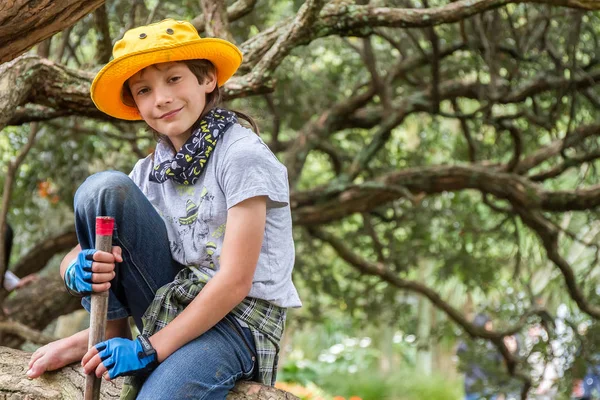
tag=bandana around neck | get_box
[149,108,237,185]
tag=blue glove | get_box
[96,336,158,379]
[64,249,97,296]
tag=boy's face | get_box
[128,61,216,150]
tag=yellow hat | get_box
[90,19,243,121]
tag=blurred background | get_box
[1,1,600,399]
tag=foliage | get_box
[279,320,461,400]
[1,1,600,398]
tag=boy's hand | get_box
[64,247,122,295]
[82,336,158,380]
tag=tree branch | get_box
[451,99,477,162]
[0,123,40,304]
[498,121,523,173]
[0,321,56,345]
[285,85,376,186]
[0,346,297,399]
[0,55,278,130]
[514,123,600,174]
[200,0,235,42]
[93,3,112,64]
[2,273,83,348]
[0,0,106,63]
[290,160,600,225]
[530,149,600,181]
[308,226,542,340]
[8,105,72,125]
[343,110,409,183]
[0,56,99,131]
[514,207,600,319]
[238,0,600,72]
[11,229,77,278]
[247,0,326,87]
[191,0,258,33]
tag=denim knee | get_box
[74,171,135,211]
[136,319,256,400]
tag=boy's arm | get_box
[148,195,266,361]
[81,195,267,378]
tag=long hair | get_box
[122,59,259,152]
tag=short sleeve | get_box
[219,136,289,209]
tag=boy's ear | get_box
[204,73,217,93]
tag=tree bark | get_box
[0,55,99,131]
[2,274,81,348]
[11,229,77,278]
[0,55,271,131]
[291,159,600,225]
[93,4,113,65]
[0,0,106,64]
[200,0,235,42]
[0,347,298,400]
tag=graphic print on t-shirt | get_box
[170,186,218,267]
[129,123,302,307]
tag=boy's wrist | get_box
[148,330,186,363]
[148,335,168,363]
[137,334,157,360]
[63,263,85,297]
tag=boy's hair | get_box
[122,59,259,151]
[3,223,13,267]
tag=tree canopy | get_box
[1,1,600,398]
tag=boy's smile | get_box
[128,62,217,151]
[159,107,183,120]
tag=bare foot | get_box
[27,332,87,379]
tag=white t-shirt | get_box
[129,123,301,308]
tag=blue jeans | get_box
[75,171,257,399]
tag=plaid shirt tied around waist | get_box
[120,266,286,399]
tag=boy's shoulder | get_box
[220,122,259,150]
[220,123,282,165]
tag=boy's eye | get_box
[136,88,149,96]
[169,76,181,83]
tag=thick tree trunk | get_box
[0,55,100,131]
[0,347,298,399]
[0,55,267,130]
[0,0,106,64]
[0,346,121,400]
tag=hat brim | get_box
[90,38,243,121]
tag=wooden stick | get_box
[84,216,114,400]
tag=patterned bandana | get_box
[149,108,237,185]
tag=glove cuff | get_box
[136,335,159,375]
[64,261,84,298]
